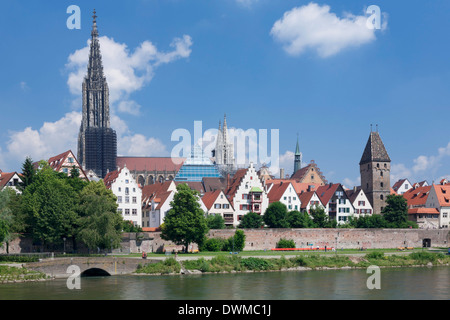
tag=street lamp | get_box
[63,237,66,255]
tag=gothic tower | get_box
[293,135,302,174]
[359,128,391,215]
[77,10,117,178]
[213,114,235,176]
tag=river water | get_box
[0,266,448,300]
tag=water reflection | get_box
[0,267,448,300]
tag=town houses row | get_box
[1,148,449,230]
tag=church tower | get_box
[293,135,302,174]
[77,10,117,178]
[359,128,391,215]
[213,114,235,176]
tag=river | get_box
[0,266,448,300]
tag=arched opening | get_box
[81,268,111,277]
[422,238,431,248]
[138,175,145,187]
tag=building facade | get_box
[202,190,235,227]
[104,165,142,227]
[77,11,117,178]
[213,114,235,176]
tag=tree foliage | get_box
[206,214,226,229]
[287,210,314,228]
[161,183,208,252]
[263,202,290,228]
[239,211,263,229]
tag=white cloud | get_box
[66,35,192,111]
[342,176,361,189]
[1,35,192,171]
[6,111,81,165]
[270,2,386,58]
[391,142,450,184]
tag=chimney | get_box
[280,168,285,179]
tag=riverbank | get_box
[134,251,450,275]
[0,265,49,283]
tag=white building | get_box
[225,162,269,223]
[104,165,143,227]
[425,179,450,229]
[298,191,325,213]
[316,183,355,225]
[141,181,207,229]
[392,178,412,195]
[202,190,235,227]
[0,171,23,194]
[266,181,302,212]
[345,187,373,217]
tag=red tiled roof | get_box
[116,157,185,172]
[345,187,362,204]
[431,184,450,207]
[408,208,439,215]
[402,186,432,207]
[201,190,222,210]
[316,183,340,205]
[298,191,319,209]
[103,168,121,189]
[0,172,17,189]
[174,181,205,194]
[267,182,290,203]
[225,168,247,203]
[392,179,407,191]
[266,179,319,194]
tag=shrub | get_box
[276,238,296,249]
[241,257,273,271]
[202,238,226,252]
[365,251,385,260]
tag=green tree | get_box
[161,183,209,252]
[382,194,416,228]
[263,202,290,228]
[239,211,263,229]
[18,156,36,191]
[206,214,226,229]
[21,166,79,247]
[349,214,387,228]
[77,180,123,252]
[224,229,246,252]
[309,206,336,228]
[0,189,13,248]
[287,210,314,228]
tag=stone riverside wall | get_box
[2,229,449,254]
[147,228,450,253]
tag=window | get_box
[68,157,74,163]
[132,197,137,204]
[380,195,384,200]
[117,208,123,214]
[380,171,383,177]
[125,196,130,203]
[214,204,221,209]
[117,196,122,203]
[223,204,229,209]
[358,201,365,206]
[381,182,384,188]
[125,187,129,195]
[125,209,130,215]
[132,209,137,215]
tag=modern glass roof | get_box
[174,144,222,182]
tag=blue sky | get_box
[1,0,450,188]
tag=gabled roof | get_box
[298,191,320,209]
[431,183,450,207]
[345,187,362,204]
[290,160,328,184]
[316,183,341,205]
[0,172,21,189]
[225,168,247,203]
[174,181,205,194]
[202,177,228,192]
[103,168,121,189]
[266,179,319,194]
[402,185,432,207]
[392,179,409,192]
[35,150,87,179]
[359,131,391,165]
[408,207,439,215]
[201,190,222,210]
[267,182,290,203]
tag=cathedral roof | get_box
[359,131,391,165]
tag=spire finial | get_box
[93,9,97,22]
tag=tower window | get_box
[380,195,384,200]
[377,163,380,168]
[380,171,383,177]
[381,182,384,188]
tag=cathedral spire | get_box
[294,134,302,173]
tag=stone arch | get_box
[81,268,111,277]
[147,175,154,185]
[138,175,145,187]
[158,175,164,183]
[167,175,174,181]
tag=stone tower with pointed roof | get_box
[359,130,391,215]
[77,10,117,178]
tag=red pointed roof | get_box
[201,190,222,210]
[402,185,432,207]
[316,183,341,205]
[267,182,290,203]
[116,157,185,172]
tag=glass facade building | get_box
[174,145,222,182]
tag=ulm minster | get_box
[1,9,449,258]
